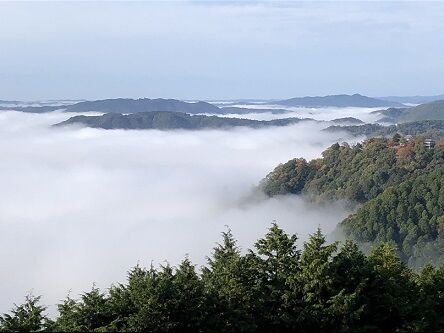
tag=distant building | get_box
[424,139,435,150]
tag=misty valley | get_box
[2,2,444,331]
[0,95,443,332]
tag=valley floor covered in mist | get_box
[0,107,369,313]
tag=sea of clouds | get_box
[205,104,383,122]
[0,109,362,313]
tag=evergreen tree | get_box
[201,229,256,332]
[0,294,50,332]
[296,228,338,331]
[414,262,444,331]
[247,223,300,331]
[365,243,419,331]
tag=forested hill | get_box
[375,100,444,123]
[54,111,314,130]
[275,93,404,107]
[261,136,444,266]
[341,166,444,267]
[378,94,444,105]
[325,120,444,140]
[2,226,444,332]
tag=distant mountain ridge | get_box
[54,111,367,130]
[379,94,444,104]
[65,98,221,114]
[275,94,404,108]
[1,94,405,114]
[0,98,221,114]
[324,120,444,140]
[375,100,444,123]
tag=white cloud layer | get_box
[0,110,354,314]
[206,105,382,122]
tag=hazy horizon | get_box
[1,1,444,101]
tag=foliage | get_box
[0,294,50,332]
[261,137,444,265]
[341,165,444,267]
[325,120,444,140]
[2,226,444,332]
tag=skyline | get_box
[1,1,444,100]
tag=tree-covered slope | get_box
[376,100,444,123]
[324,120,444,140]
[262,137,437,202]
[340,166,444,267]
[261,137,444,265]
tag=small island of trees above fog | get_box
[48,98,443,131]
[43,98,444,134]
[53,111,313,130]
[53,111,365,130]
[1,135,443,332]
[3,95,444,132]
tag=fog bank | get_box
[213,104,382,122]
[0,111,353,313]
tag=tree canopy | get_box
[261,137,444,266]
[1,226,443,332]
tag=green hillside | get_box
[261,137,444,265]
[325,120,444,140]
[378,100,444,123]
[341,166,444,267]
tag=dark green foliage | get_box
[3,226,444,332]
[201,229,257,332]
[296,228,338,331]
[325,120,444,140]
[261,137,443,265]
[245,223,300,331]
[262,138,410,203]
[0,294,50,332]
[414,263,444,331]
[259,158,318,196]
[341,165,444,267]
[365,243,419,331]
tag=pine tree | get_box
[0,294,50,332]
[248,223,300,330]
[296,228,338,331]
[201,229,256,332]
[366,243,419,331]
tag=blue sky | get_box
[0,1,443,100]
